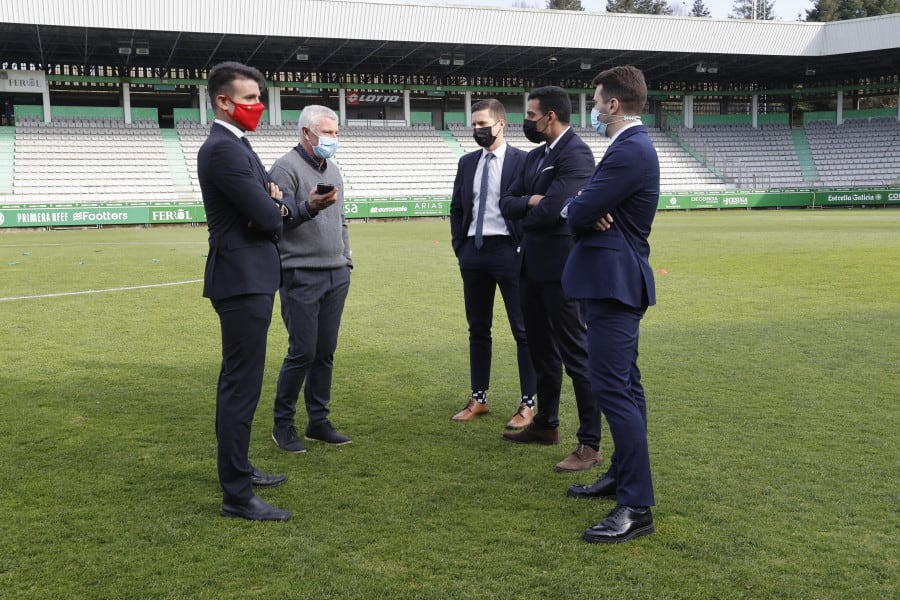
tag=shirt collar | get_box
[483,141,507,161]
[214,118,245,139]
[294,143,328,173]
[547,126,571,152]
[609,120,641,145]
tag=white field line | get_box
[0,279,203,302]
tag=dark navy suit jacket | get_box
[199,123,297,301]
[562,125,659,309]
[499,128,595,282]
[450,144,527,255]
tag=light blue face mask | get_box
[591,106,641,137]
[312,132,338,159]
[590,107,607,137]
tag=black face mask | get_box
[522,113,549,144]
[472,125,497,148]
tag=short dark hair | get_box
[527,86,572,124]
[207,61,266,101]
[471,98,506,121]
[592,66,647,114]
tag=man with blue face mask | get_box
[269,105,354,453]
[563,66,660,544]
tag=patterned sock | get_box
[521,395,535,408]
[472,390,487,404]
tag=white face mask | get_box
[312,132,338,159]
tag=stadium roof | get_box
[1,0,899,88]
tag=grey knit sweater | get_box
[268,146,352,270]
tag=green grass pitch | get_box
[1,210,897,599]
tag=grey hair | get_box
[298,105,339,134]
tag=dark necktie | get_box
[474,152,494,250]
[536,145,551,173]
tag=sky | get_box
[377,0,815,21]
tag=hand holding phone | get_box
[309,183,338,212]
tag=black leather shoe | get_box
[250,467,287,489]
[221,495,291,522]
[567,472,616,500]
[583,505,654,544]
[305,421,352,446]
[272,425,306,453]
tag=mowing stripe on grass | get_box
[0,279,203,302]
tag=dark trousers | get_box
[520,275,600,447]
[458,236,536,398]
[581,298,654,507]
[212,293,274,504]
[274,266,351,428]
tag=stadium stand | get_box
[450,123,730,191]
[10,116,178,205]
[330,125,459,198]
[3,116,898,212]
[805,118,900,187]
[177,120,462,199]
[669,123,808,190]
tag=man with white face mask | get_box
[269,105,354,453]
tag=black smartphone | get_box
[316,183,335,194]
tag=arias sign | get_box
[346,91,401,105]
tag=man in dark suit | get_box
[199,61,300,522]
[563,66,660,543]
[449,99,537,430]
[499,86,603,473]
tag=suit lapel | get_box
[463,152,479,209]
[499,150,518,191]
[240,138,269,187]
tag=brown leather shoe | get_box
[452,398,489,421]
[505,403,534,429]
[555,444,602,472]
[501,423,559,445]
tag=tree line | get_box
[540,0,899,21]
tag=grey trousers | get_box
[273,266,351,428]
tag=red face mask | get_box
[224,95,265,132]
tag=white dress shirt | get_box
[467,142,510,238]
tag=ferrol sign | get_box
[0,204,206,228]
[0,69,47,94]
[346,91,401,105]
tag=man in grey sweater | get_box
[269,105,353,452]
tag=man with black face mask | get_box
[499,86,603,474]
[449,99,537,430]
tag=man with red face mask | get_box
[199,61,299,522]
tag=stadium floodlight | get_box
[707,65,719,74]
[296,48,309,61]
[805,67,816,76]
[117,41,132,55]
[580,60,591,70]
[695,63,707,73]
[438,53,451,66]
[135,43,149,56]
[453,53,465,66]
